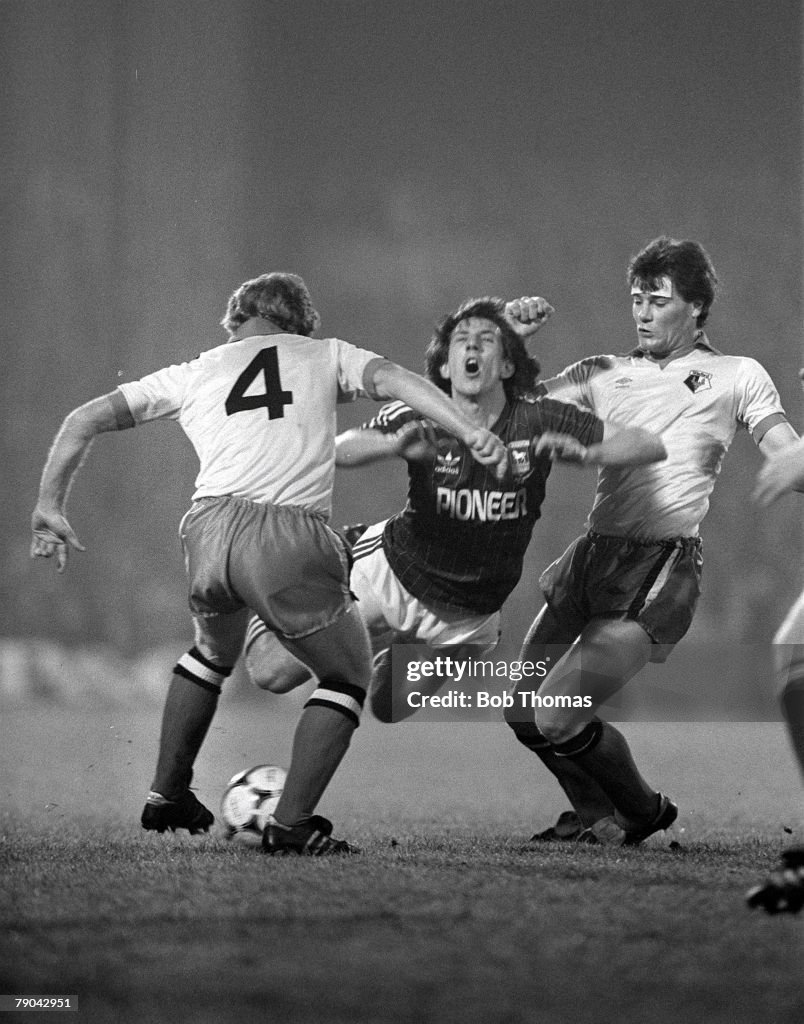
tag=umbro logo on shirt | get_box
[684,370,713,393]
[613,376,633,388]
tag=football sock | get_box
[553,720,659,824]
[506,717,615,827]
[273,676,366,826]
[150,648,233,800]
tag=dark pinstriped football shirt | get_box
[363,393,604,614]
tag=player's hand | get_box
[504,296,554,340]
[533,431,588,464]
[30,505,85,574]
[465,428,508,480]
[393,420,439,462]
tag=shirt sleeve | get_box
[361,401,422,434]
[332,338,386,400]
[540,356,612,411]
[734,358,787,435]
[537,396,605,447]
[116,362,191,423]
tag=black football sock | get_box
[273,675,366,826]
[150,648,233,800]
[553,720,659,824]
[507,718,615,827]
[151,673,219,800]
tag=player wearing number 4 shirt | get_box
[244,296,667,723]
[30,272,508,853]
[504,237,800,848]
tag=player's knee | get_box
[368,689,395,724]
[547,718,603,756]
[245,649,310,693]
[506,713,552,752]
[366,650,398,724]
[535,712,592,748]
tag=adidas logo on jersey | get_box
[434,448,463,481]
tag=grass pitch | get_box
[1,702,801,1024]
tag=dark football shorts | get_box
[539,531,703,661]
[180,496,352,639]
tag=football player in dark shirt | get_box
[246,297,666,722]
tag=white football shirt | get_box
[118,333,384,516]
[542,336,787,538]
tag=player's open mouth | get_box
[464,357,480,376]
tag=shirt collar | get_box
[627,330,722,359]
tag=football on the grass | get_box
[220,764,286,842]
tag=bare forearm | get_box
[587,427,666,467]
[37,392,133,509]
[38,419,97,509]
[370,364,470,442]
[336,429,399,467]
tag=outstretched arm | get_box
[369,361,506,476]
[31,390,135,573]
[336,420,438,467]
[534,422,666,467]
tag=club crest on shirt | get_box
[433,445,464,484]
[507,440,532,479]
[683,370,712,394]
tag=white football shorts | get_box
[350,521,501,651]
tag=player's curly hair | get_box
[221,272,320,336]
[424,297,540,397]
[628,237,719,327]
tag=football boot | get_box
[262,814,357,856]
[141,789,214,834]
[621,794,678,846]
[527,810,584,843]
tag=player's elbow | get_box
[369,360,413,401]
[61,406,103,444]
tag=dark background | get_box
[2,0,801,659]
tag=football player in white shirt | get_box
[747,401,804,912]
[503,237,800,846]
[30,271,506,855]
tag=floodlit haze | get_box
[2,0,800,651]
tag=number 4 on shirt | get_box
[225,347,293,419]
